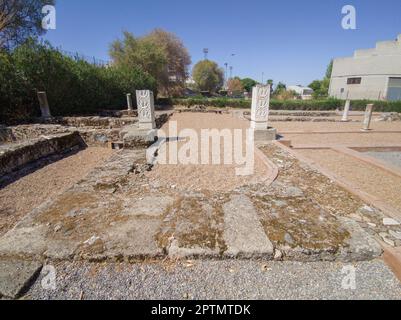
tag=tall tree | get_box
[325,60,333,79]
[110,29,191,96]
[273,82,286,95]
[227,77,244,95]
[192,60,224,92]
[0,0,54,49]
[240,77,257,93]
[109,31,167,85]
[308,60,333,98]
[143,29,191,96]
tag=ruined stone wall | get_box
[0,132,85,176]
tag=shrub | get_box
[0,39,156,124]
[171,97,401,112]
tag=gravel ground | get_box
[364,151,401,169]
[0,147,114,237]
[25,259,401,300]
[297,149,401,211]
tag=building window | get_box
[347,77,362,85]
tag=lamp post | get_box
[224,63,228,89]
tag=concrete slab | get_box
[0,259,42,299]
[223,195,273,258]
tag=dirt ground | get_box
[0,147,114,237]
[146,113,274,192]
[283,132,401,147]
[275,120,401,133]
[296,149,401,212]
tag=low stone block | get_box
[0,259,42,299]
[253,127,277,143]
[223,195,274,258]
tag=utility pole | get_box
[262,72,265,84]
[229,66,233,79]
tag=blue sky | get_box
[43,0,401,86]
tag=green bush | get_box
[0,39,156,124]
[171,97,401,112]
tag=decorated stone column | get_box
[37,91,51,118]
[362,104,374,131]
[136,90,156,130]
[251,85,270,130]
[250,85,276,141]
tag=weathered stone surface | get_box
[389,230,401,240]
[167,239,220,259]
[253,127,277,142]
[383,218,401,226]
[0,224,80,260]
[0,259,42,298]
[0,132,84,176]
[122,195,174,217]
[223,195,273,258]
[337,217,383,262]
[119,125,157,149]
[380,232,395,247]
[101,218,163,260]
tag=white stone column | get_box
[362,104,374,131]
[251,84,271,130]
[127,93,133,111]
[341,99,351,122]
[250,84,276,141]
[136,90,156,130]
[37,91,51,118]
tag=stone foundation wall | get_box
[38,116,138,129]
[0,132,85,176]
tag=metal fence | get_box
[58,48,111,67]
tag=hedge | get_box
[0,39,157,124]
[169,97,401,113]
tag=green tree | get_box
[192,60,224,92]
[0,0,55,49]
[267,79,274,95]
[109,31,167,88]
[143,29,191,96]
[308,60,333,98]
[273,82,286,95]
[325,60,333,79]
[241,77,257,93]
[109,29,191,96]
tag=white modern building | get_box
[287,85,314,100]
[329,34,401,101]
